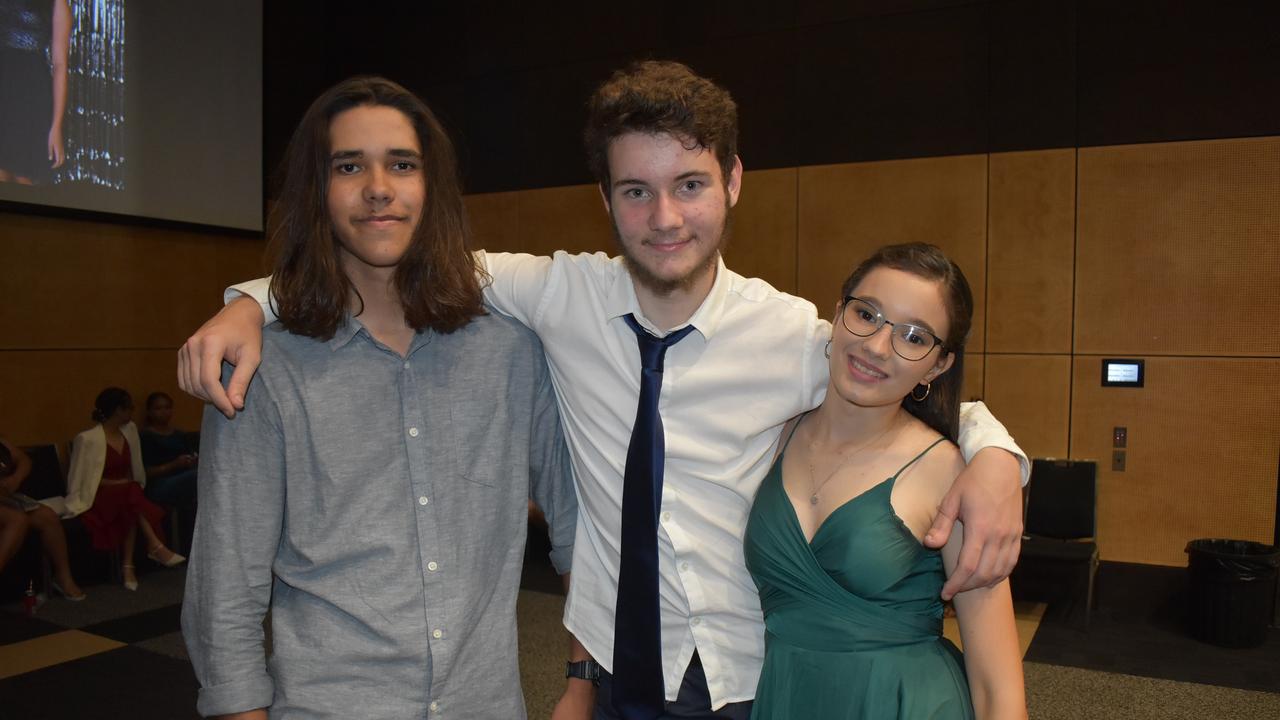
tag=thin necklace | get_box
[805,414,901,506]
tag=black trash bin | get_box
[1185,539,1280,648]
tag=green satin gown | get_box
[744,434,974,719]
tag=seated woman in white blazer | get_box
[67,387,184,590]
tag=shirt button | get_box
[432,628,443,639]
[691,617,701,626]
[418,496,429,506]
[661,511,672,523]
[408,427,420,437]
[680,561,690,572]
[403,361,410,369]
[427,561,439,572]
[429,701,439,712]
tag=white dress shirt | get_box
[228,251,1027,710]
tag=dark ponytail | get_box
[92,387,132,424]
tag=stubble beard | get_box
[614,206,734,298]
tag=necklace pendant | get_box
[809,494,819,506]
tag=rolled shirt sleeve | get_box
[958,400,1031,486]
[225,276,275,325]
[181,361,285,717]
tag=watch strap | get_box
[565,659,602,686]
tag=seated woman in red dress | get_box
[66,387,184,590]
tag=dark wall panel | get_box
[988,0,1077,152]
[796,0,982,25]
[262,2,1280,195]
[663,1,798,45]
[677,32,802,174]
[795,4,989,166]
[460,6,663,79]
[506,60,616,191]
[1077,0,1280,147]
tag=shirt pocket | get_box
[446,391,522,492]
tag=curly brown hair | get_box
[267,76,485,340]
[583,60,738,191]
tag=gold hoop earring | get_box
[824,339,832,359]
[911,382,931,402]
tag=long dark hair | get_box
[91,387,133,424]
[839,243,974,442]
[267,76,485,340]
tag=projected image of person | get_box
[0,0,70,185]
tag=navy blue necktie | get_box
[612,314,696,720]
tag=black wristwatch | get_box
[565,659,601,686]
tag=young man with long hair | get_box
[180,77,577,720]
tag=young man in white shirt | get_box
[178,62,1028,720]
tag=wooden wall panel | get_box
[723,168,798,294]
[0,350,206,449]
[987,149,1076,354]
[0,213,264,350]
[464,191,521,253]
[1,211,260,451]
[984,354,1072,459]
[1071,356,1280,567]
[1076,137,1280,356]
[517,184,615,258]
[962,352,984,403]
[796,155,988,349]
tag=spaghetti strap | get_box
[890,437,948,481]
[779,413,809,455]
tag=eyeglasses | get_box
[839,296,946,361]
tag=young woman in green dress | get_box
[744,243,1026,719]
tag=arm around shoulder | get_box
[477,250,558,327]
[223,277,274,321]
[957,401,1029,486]
[179,292,269,418]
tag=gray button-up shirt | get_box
[182,309,576,719]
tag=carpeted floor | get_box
[1,558,1277,719]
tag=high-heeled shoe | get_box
[147,545,186,568]
[123,564,138,591]
[50,579,87,602]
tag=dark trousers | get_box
[144,469,198,508]
[593,653,753,720]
